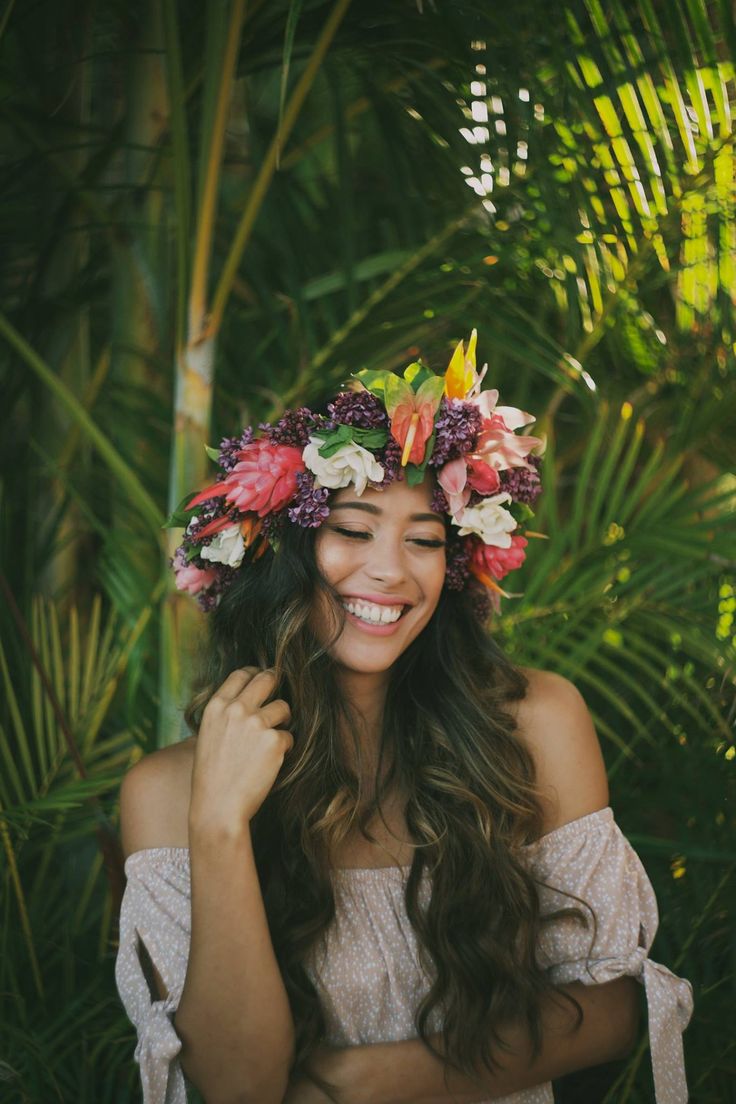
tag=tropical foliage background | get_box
[1,0,734,1100]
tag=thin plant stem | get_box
[189,0,247,340]
[208,0,353,335]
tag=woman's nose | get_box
[365,535,408,584]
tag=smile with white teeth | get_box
[342,600,406,624]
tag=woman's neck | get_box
[335,668,390,779]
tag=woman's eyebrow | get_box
[330,501,444,524]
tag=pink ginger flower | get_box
[173,558,219,596]
[186,440,304,518]
[471,534,528,582]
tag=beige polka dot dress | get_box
[114,807,694,1103]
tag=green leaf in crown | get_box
[315,422,388,458]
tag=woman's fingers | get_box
[192,666,294,827]
[237,668,280,710]
[212,666,262,703]
[259,697,292,731]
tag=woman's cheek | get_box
[315,534,357,583]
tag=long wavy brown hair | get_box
[183,499,589,1085]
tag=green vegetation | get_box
[1,1,733,1099]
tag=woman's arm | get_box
[297,975,639,1104]
[176,818,295,1104]
[120,668,297,1104]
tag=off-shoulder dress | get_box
[114,806,694,1104]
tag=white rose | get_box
[452,493,516,547]
[200,523,245,568]
[302,437,384,496]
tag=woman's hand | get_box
[282,1046,352,1104]
[282,1075,338,1103]
[189,666,293,836]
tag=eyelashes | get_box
[332,526,446,549]
[334,527,369,540]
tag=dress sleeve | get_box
[522,807,694,1104]
[114,848,192,1104]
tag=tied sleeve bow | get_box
[525,808,695,1104]
[133,993,187,1104]
[114,850,193,1104]
[643,958,693,1104]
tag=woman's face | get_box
[312,475,447,676]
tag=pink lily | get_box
[437,458,471,519]
[475,416,543,472]
[438,455,501,519]
[468,390,543,472]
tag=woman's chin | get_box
[329,623,423,674]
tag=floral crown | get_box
[164,330,545,616]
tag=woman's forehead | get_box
[330,476,442,518]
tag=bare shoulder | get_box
[510,666,609,833]
[119,736,197,859]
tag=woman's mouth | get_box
[341,599,410,635]
[344,600,403,627]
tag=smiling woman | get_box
[115,335,693,1104]
[312,482,448,674]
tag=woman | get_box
[115,335,693,1104]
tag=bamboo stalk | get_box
[159,7,247,632]
[159,0,352,748]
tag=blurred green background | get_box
[1,0,734,1100]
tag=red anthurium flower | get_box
[186,440,304,518]
[384,373,445,467]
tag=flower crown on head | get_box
[164,330,546,616]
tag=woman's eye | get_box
[334,527,370,540]
[412,536,445,549]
